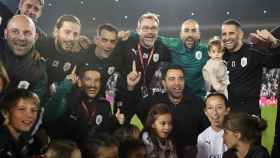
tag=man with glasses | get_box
[118,12,171,102]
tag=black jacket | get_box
[0,125,42,158]
[223,145,270,158]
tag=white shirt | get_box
[197,127,227,158]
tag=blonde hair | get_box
[208,36,224,52]
[137,12,160,28]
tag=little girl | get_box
[203,36,229,98]
[140,103,177,158]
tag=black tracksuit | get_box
[123,89,207,158]
[224,43,280,115]
[36,37,88,85]
[223,145,270,158]
[0,125,42,158]
[116,36,171,100]
[44,84,120,151]
[86,44,124,98]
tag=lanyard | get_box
[81,101,96,120]
[137,44,155,72]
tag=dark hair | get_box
[55,15,81,31]
[223,112,267,143]
[119,138,145,158]
[113,124,141,143]
[162,64,185,80]
[222,19,242,30]
[77,63,103,79]
[84,133,118,158]
[204,92,229,108]
[1,89,40,113]
[97,23,118,37]
[145,103,172,134]
[46,140,79,158]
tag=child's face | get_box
[208,45,224,60]
[152,113,172,139]
[204,96,230,131]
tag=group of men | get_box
[1,0,280,157]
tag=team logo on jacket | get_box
[153,53,159,62]
[17,81,30,89]
[240,57,247,67]
[52,60,59,67]
[195,51,202,60]
[108,66,115,75]
[96,114,103,125]
[63,62,72,72]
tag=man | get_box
[118,12,171,100]
[44,64,124,152]
[87,23,123,103]
[0,15,47,99]
[159,19,208,98]
[36,15,88,92]
[0,0,46,41]
[124,64,206,158]
[221,19,280,115]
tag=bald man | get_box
[0,0,46,41]
[0,15,47,100]
[159,19,208,98]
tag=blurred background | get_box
[1,0,279,41]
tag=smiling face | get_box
[137,18,159,49]
[221,24,243,52]
[4,99,39,138]
[162,69,185,100]
[81,70,101,98]
[55,21,81,52]
[4,15,37,56]
[19,0,43,21]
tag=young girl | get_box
[222,113,269,158]
[140,103,177,158]
[202,36,229,98]
[197,92,230,158]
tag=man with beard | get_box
[44,64,124,154]
[221,19,280,115]
[86,23,123,104]
[124,64,206,158]
[36,15,88,93]
[117,12,171,101]
[0,15,47,99]
[159,19,208,99]
[0,0,46,41]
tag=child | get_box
[197,92,230,158]
[45,140,81,158]
[202,36,229,98]
[222,113,269,158]
[140,103,177,158]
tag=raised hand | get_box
[127,60,141,91]
[66,65,78,84]
[115,108,125,125]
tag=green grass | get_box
[261,106,277,154]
